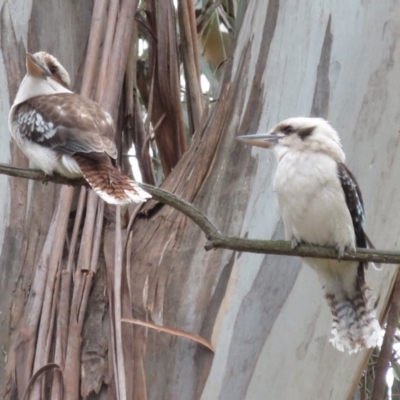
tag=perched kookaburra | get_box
[237,117,380,353]
[8,52,151,205]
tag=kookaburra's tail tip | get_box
[75,156,152,205]
[93,181,152,205]
[326,291,380,354]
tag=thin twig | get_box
[21,364,63,400]
[2,164,400,264]
[371,270,400,400]
[121,318,214,352]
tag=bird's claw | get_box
[291,238,299,249]
[336,244,347,261]
[42,174,51,185]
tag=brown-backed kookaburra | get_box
[237,117,380,354]
[9,52,151,205]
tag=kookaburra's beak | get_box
[26,53,50,78]
[236,133,281,149]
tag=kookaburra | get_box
[9,52,151,205]
[237,117,380,353]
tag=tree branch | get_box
[0,164,85,186]
[2,163,400,264]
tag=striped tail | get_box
[325,285,380,354]
[74,155,151,205]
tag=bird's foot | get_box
[336,244,354,261]
[291,238,300,249]
[336,244,345,260]
[42,174,51,185]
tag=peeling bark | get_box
[1,1,399,400]
[0,0,93,396]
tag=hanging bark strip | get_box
[61,1,109,395]
[24,188,75,400]
[178,0,204,132]
[2,0,141,395]
[142,0,186,176]
[14,207,61,396]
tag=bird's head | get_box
[11,52,72,108]
[26,52,71,89]
[237,117,345,163]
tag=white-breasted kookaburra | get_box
[9,51,151,205]
[237,117,380,354]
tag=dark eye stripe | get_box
[298,126,315,140]
[283,125,295,134]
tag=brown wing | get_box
[16,93,117,160]
[337,162,366,248]
[337,162,371,284]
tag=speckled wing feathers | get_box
[16,93,117,160]
[14,93,151,204]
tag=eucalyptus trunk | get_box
[127,2,399,400]
[0,0,398,399]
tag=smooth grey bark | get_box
[125,1,400,400]
[201,2,400,399]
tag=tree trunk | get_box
[126,1,399,399]
[0,0,399,399]
[0,0,93,395]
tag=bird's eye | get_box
[283,125,295,134]
[49,66,58,74]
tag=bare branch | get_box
[1,164,85,186]
[2,163,400,265]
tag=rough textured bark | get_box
[126,1,400,399]
[143,0,186,176]
[0,0,93,395]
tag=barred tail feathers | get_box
[75,156,151,205]
[306,257,380,354]
[325,287,380,354]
